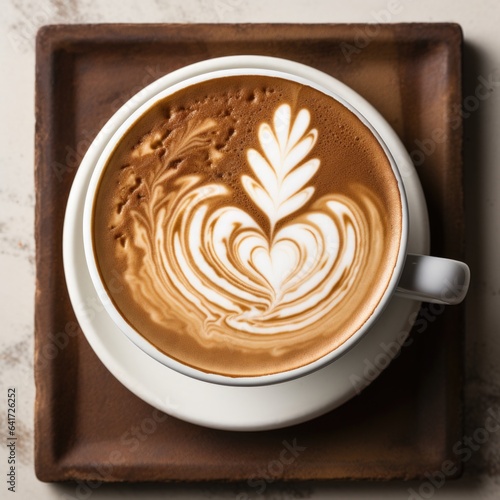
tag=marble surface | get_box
[1,0,500,498]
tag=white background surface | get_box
[1,0,500,498]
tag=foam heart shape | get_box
[120,103,377,336]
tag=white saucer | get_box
[63,56,430,431]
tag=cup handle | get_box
[395,254,470,305]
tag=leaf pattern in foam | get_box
[242,104,320,232]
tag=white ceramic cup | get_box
[82,56,470,387]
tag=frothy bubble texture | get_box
[93,76,402,377]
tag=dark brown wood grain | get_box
[35,23,464,482]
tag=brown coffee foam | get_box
[93,75,402,377]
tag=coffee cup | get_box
[82,56,469,386]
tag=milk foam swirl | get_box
[116,104,384,340]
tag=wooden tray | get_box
[35,23,465,482]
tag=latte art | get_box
[126,103,379,336]
[93,76,402,377]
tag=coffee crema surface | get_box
[93,75,402,377]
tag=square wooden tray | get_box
[35,23,465,482]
